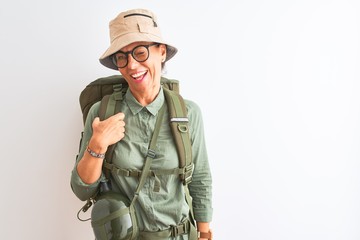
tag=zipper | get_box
[124,13,157,27]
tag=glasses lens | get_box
[114,53,127,68]
[113,45,153,68]
[133,46,149,62]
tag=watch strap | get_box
[86,146,105,159]
[198,229,212,240]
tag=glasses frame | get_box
[111,43,160,69]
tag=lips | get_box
[131,70,147,82]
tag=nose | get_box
[126,54,139,69]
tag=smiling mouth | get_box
[131,71,147,81]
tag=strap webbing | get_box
[139,219,191,238]
[125,103,165,239]
[163,88,192,184]
[162,88,195,226]
[131,103,165,205]
[98,84,124,179]
[104,162,191,177]
[91,206,130,227]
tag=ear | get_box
[160,44,167,60]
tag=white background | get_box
[1,0,359,239]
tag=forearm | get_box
[76,154,103,184]
[76,139,107,184]
[189,169,213,222]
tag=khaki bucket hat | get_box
[99,8,178,70]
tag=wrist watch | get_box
[198,229,212,240]
[86,146,105,159]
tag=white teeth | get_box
[131,71,146,78]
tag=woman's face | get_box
[116,41,167,99]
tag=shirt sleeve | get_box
[70,101,106,201]
[186,100,213,222]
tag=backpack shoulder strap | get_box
[98,81,128,179]
[98,83,126,121]
[163,87,193,185]
[163,86,196,226]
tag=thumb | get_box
[92,117,100,127]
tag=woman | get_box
[71,8,212,240]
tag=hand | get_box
[89,112,126,152]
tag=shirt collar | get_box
[125,87,165,116]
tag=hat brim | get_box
[99,32,177,70]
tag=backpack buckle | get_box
[147,149,156,158]
[112,83,123,92]
[170,220,189,237]
[112,83,124,100]
[182,163,194,185]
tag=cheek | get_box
[152,54,163,65]
[148,60,162,73]
[119,68,127,76]
[154,63,163,76]
[119,69,134,81]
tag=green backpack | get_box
[77,75,196,238]
[79,75,193,183]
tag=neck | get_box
[131,85,161,106]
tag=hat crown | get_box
[109,9,162,43]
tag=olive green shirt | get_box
[71,87,212,233]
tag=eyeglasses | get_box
[112,43,160,68]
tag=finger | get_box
[118,120,126,127]
[113,112,125,120]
